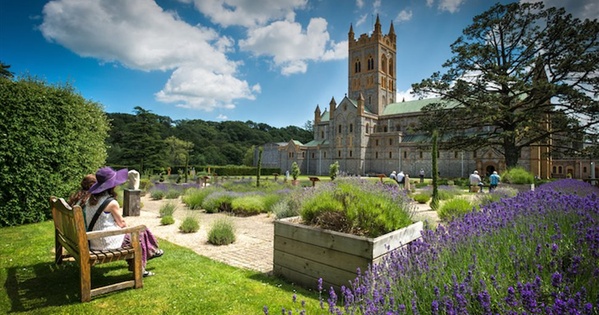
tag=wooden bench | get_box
[50,196,146,302]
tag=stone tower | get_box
[347,15,396,115]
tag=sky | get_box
[1,0,597,128]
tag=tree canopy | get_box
[413,2,599,168]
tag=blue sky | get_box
[1,0,597,128]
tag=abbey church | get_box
[260,16,595,180]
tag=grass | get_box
[0,221,321,314]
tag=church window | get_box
[375,152,379,159]
[389,152,392,159]
[552,166,557,173]
[419,151,423,159]
[365,123,369,134]
[354,60,361,73]
[455,151,459,158]
[368,96,372,106]
[396,124,401,132]
[321,131,324,139]
[302,152,305,158]
[381,56,387,74]
[349,150,353,157]
[375,139,379,146]
[558,166,563,174]
[338,150,341,158]
[583,166,587,173]
[383,126,388,132]
[403,151,407,159]
[324,152,327,158]
[338,125,342,134]
[367,56,374,70]
[349,124,353,133]
[389,59,394,76]
[311,153,315,159]
[389,139,393,145]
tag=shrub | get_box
[139,178,153,193]
[298,178,414,237]
[160,215,175,225]
[179,216,200,233]
[271,200,298,219]
[207,218,236,245]
[262,193,283,212]
[412,193,431,204]
[202,191,236,213]
[502,166,534,184]
[291,161,300,180]
[150,189,166,200]
[475,186,519,207]
[165,189,181,199]
[231,195,266,216]
[182,186,223,209]
[438,197,476,221]
[0,77,109,226]
[159,201,177,217]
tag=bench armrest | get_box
[86,225,147,240]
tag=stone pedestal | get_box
[123,189,141,216]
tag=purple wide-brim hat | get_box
[88,167,129,195]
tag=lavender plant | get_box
[269,179,599,314]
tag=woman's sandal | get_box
[143,270,155,277]
[149,249,164,260]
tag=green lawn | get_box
[0,221,321,314]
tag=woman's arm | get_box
[107,201,127,228]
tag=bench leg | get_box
[79,262,92,302]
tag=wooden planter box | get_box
[273,218,423,290]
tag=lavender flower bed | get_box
[266,179,599,314]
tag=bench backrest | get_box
[50,196,90,261]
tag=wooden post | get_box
[377,174,386,183]
[123,189,141,216]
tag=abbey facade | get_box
[260,17,596,180]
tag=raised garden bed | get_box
[273,217,423,289]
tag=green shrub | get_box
[299,179,413,238]
[165,189,181,199]
[0,77,109,226]
[262,193,283,212]
[231,195,266,215]
[182,186,223,209]
[413,193,431,204]
[475,186,519,207]
[139,178,154,193]
[179,216,200,233]
[160,215,175,225]
[150,189,166,200]
[502,166,534,184]
[159,201,177,217]
[207,218,236,245]
[202,191,235,213]
[438,197,476,221]
[414,182,428,188]
[271,200,298,219]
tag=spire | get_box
[374,14,382,35]
[314,105,321,124]
[389,21,395,35]
[329,97,336,117]
[348,23,354,40]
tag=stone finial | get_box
[127,170,140,190]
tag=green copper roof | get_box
[382,97,446,115]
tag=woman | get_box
[84,167,163,277]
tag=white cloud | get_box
[519,0,599,20]
[40,0,257,112]
[216,114,228,120]
[356,0,364,9]
[396,10,413,23]
[190,0,307,28]
[356,13,368,27]
[239,18,347,75]
[396,88,417,103]
[425,0,465,13]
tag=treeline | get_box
[106,107,312,174]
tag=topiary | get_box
[179,216,200,233]
[207,218,236,245]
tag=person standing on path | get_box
[489,171,501,192]
[419,169,425,183]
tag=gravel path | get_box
[124,194,439,274]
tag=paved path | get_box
[125,195,438,274]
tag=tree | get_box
[0,61,14,79]
[119,107,167,173]
[329,161,339,180]
[256,147,263,187]
[291,162,300,180]
[0,77,109,226]
[164,136,194,181]
[413,2,599,168]
[430,130,440,211]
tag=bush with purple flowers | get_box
[266,179,598,314]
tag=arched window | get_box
[321,131,324,138]
[389,152,392,158]
[381,56,387,74]
[367,56,374,70]
[389,59,394,76]
[365,123,369,134]
[354,60,361,73]
[338,125,342,134]
[349,124,353,133]
[383,126,388,132]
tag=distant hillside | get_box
[105,108,312,172]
